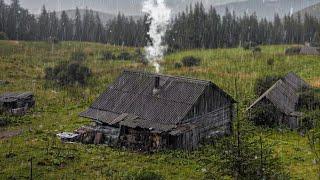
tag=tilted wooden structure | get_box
[80,70,236,151]
[299,46,320,55]
[247,72,310,129]
[0,92,35,115]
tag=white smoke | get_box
[142,0,171,73]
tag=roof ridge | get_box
[123,69,211,85]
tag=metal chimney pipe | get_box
[155,76,160,89]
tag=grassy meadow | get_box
[0,40,320,179]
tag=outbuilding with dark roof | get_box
[0,92,35,115]
[80,70,236,151]
[247,72,310,129]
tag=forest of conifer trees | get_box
[0,0,320,50]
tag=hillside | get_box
[0,40,319,179]
[12,0,320,20]
[215,0,320,20]
[294,2,320,19]
[55,9,141,24]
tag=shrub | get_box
[70,51,87,62]
[174,62,182,69]
[181,56,201,67]
[100,51,115,61]
[243,41,258,50]
[0,32,8,40]
[126,170,164,180]
[252,47,262,54]
[45,62,91,86]
[118,52,132,61]
[297,89,320,111]
[267,58,275,66]
[285,47,301,55]
[254,75,281,96]
[249,100,282,127]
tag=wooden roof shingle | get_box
[80,70,235,132]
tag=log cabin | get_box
[80,70,236,151]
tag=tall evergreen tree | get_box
[39,5,49,40]
[74,7,82,41]
[58,11,72,41]
[48,11,59,39]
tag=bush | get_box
[100,51,115,61]
[252,47,262,54]
[181,56,201,67]
[70,51,87,62]
[45,62,91,86]
[126,170,164,180]
[174,62,182,69]
[267,58,275,66]
[285,47,301,55]
[243,41,258,50]
[297,89,320,111]
[118,52,132,61]
[0,32,8,40]
[254,75,281,96]
[249,100,282,127]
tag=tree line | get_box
[0,0,148,46]
[166,3,320,50]
[1,0,320,50]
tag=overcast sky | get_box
[4,0,248,14]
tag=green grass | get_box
[0,40,319,179]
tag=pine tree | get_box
[39,5,49,40]
[74,7,82,41]
[48,11,59,39]
[59,11,72,41]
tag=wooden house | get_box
[0,92,35,115]
[299,46,320,55]
[80,70,236,151]
[247,72,310,129]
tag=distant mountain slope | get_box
[55,9,141,24]
[7,0,320,20]
[215,0,320,20]
[293,2,320,19]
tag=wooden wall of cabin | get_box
[176,105,234,151]
[183,85,233,120]
[119,126,168,151]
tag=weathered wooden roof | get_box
[80,70,235,132]
[282,72,310,92]
[300,46,320,55]
[248,72,310,115]
[0,92,33,103]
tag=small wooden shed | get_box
[247,72,310,129]
[0,92,35,115]
[299,46,320,55]
[80,70,236,151]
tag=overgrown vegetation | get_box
[45,62,91,86]
[285,47,301,55]
[70,51,87,62]
[1,41,320,179]
[254,75,281,96]
[99,51,115,61]
[181,56,201,67]
[212,119,289,179]
[118,52,132,61]
[249,101,282,127]
[0,32,8,40]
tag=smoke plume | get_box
[142,0,171,73]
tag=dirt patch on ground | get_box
[309,78,320,88]
[0,129,22,140]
